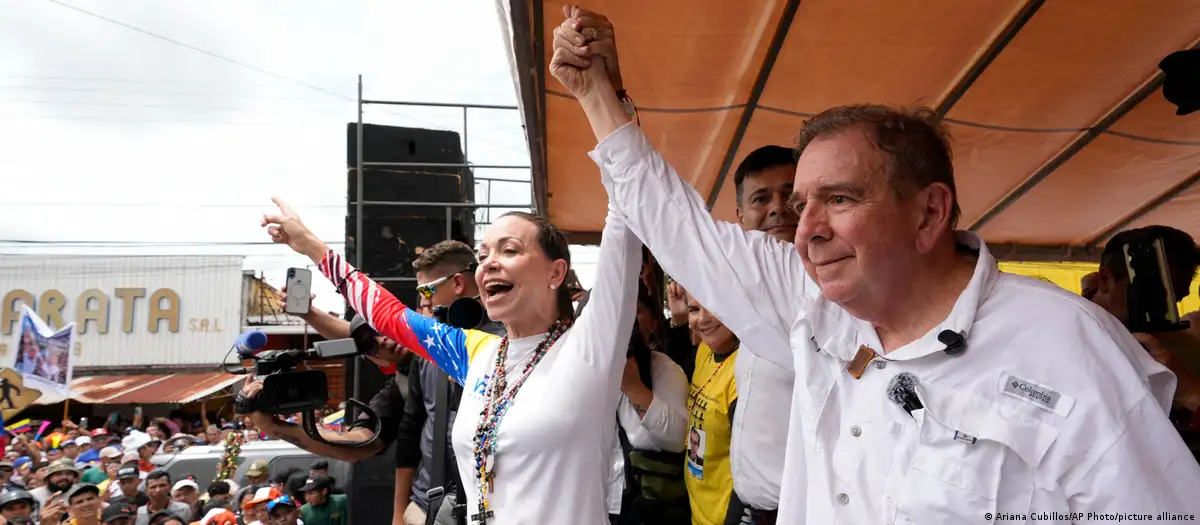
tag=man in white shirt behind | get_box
[550,6,1200,523]
[725,145,804,525]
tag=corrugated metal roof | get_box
[35,371,243,405]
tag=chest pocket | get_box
[895,383,1058,524]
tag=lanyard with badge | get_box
[686,346,735,479]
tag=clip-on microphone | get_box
[887,372,923,417]
[938,330,966,356]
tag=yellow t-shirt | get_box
[685,343,738,525]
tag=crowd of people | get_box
[0,404,352,525]
[238,6,1200,525]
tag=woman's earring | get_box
[549,284,557,290]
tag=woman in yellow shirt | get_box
[682,290,740,525]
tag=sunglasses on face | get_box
[416,265,475,299]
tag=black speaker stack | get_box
[345,123,476,307]
[341,123,475,525]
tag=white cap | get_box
[120,451,139,465]
[99,446,122,460]
[173,479,199,493]
[121,431,152,451]
[75,436,92,446]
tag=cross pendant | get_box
[470,503,494,523]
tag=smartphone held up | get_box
[284,267,312,316]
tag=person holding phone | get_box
[255,192,641,525]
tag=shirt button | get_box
[850,425,862,437]
[875,360,887,370]
[837,493,850,505]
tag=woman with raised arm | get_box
[258,195,641,525]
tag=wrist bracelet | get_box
[336,269,360,294]
[616,90,639,125]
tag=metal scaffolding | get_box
[351,75,532,399]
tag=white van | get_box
[151,440,352,492]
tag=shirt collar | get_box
[806,231,1000,363]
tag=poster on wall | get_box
[10,305,74,396]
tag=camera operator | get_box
[1086,225,1200,457]
[239,288,412,462]
[1088,227,1200,390]
[398,241,504,525]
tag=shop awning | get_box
[35,371,244,405]
[500,1,1200,261]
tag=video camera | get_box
[431,296,487,328]
[1123,235,1191,334]
[230,332,381,448]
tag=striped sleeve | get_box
[318,249,496,385]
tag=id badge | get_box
[685,425,707,480]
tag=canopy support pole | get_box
[969,38,1200,232]
[967,74,1167,232]
[1087,169,1200,248]
[705,0,803,210]
[935,0,1044,117]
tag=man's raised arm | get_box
[551,7,809,366]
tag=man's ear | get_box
[453,274,468,295]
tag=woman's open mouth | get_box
[483,280,515,301]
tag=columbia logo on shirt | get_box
[1004,376,1059,409]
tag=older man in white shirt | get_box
[550,6,1200,524]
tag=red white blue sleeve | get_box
[318,250,472,384]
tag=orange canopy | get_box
[501,0,1200,261]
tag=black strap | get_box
[616,415,637,498]
[427,366,452,525]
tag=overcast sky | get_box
[0,0,600,313]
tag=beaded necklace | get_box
[470,317,574,524]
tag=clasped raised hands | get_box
[550,5,622,97]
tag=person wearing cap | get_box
[297,476,343,525]
[305,462,326,481]
[170,480,200,522]
[74,436,102,467]
[0,488,35,522]
[240,487,282,525]
[192,507,237,525]
[27,462,49,489]
[60,441,81,463]
[145,510,184,525]
[111,464,149,509]
[44,447,63,464]
[80,446,120,488]
[101,501,136,525]
[134,471,190,525]
[244,461,268,487]
[29,460,79,506]
[64,484,103,525]
[120,433,158,475]
[0,462,18,492]
[264,495,301,525]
